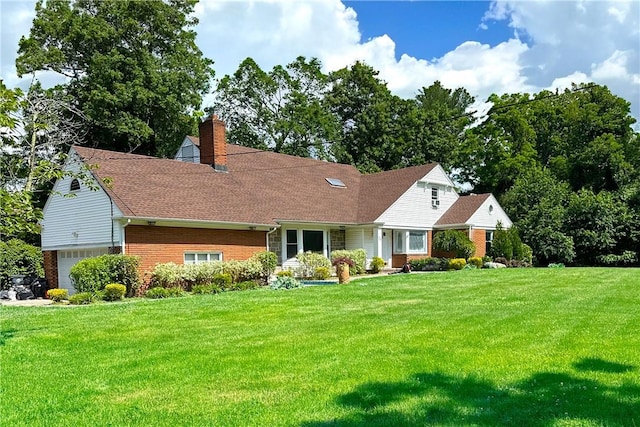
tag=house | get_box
[41,115,512,293]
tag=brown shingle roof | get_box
[435,193,492,226]
[186,135,199,146]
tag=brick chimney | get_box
[198,114,228,172]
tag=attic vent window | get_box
[70,179,80,192]
[325,178,346,188]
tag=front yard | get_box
[1,268,638,426]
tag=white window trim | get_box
[394,230,428,255]
[183,252,222,264]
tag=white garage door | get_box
[57,248,109,294]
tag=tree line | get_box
[2,0,639,266]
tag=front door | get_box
[382,230,392,268]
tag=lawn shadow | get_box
[573,357,636,374]
[301,360,640,426]
[0,328,17,346]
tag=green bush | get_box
[370,256,386,273]
[468,256,483,269]
[548,263,565,268]
[192,284,222,295]
[0,239,44,285]
[270,276,303,290]
[276,270,293,277]
[482,255,492,264]
[212,273,232,289]
[595,251,637,266]
[103,283,126,301]
[145,287,184,299]
[296,252,331,279]
[47,288,68,302]
[150,260,259,290]
[69,292,95,305]
[313,267,330,280]
[330,249,366,274]
[250,251,277,284]
[448,258,467,270]
[145,287,169,299]
[69,254,140,296]
[222,259,263,283]
[229,280,261,291]
[432,230,476,259]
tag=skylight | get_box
[325,177,346,188]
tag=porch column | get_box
[375,227,383,258]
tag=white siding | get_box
[41,153,123,250]
[174,137,200,163]
[375,165,459,229]
[345,228,375,264]
[467,195,513,229]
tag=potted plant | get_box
[332,256,354,284]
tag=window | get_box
[70,179,80,192]
[408,231,426,253]
[184,252,222,264]
[431,187,439,207]
[489,204,494,215]
[182,144,194,162]
[394,230,427,254]
[286,230,298,259]
[325,177,346,188]
[303,230,323,253]
[394,230,405,254]
[485,231,494,254]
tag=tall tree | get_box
[411,81,474,170]
[1,81,89,240]
[16,0,214,157]
[326,61,415,172]
[211,56,338,159]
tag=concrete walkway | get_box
[0,298,54,307]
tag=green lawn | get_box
[1,268,639,426]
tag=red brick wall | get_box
[43,250,59,289]
[125,225,266,279]
[470,228,488,258]
[198,115,227,169]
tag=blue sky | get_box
[345,1,518,60]
[1,0,638,125]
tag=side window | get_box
[286,230,298,259]
[431,187,439,207]
[70,179,80,192]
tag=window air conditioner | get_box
[432,200,440,208]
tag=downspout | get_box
[266,226,278,252]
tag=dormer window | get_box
[70,179,80,192]
[325,178,346,188]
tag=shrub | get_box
[548,263,565,268]
[490,222,513,260]
[69,292,95,305]
[47,288,68,302]
[448,258,467,270]
[250,251,277,285]
[596,251,638,266]
[0,239,44,285]
[212,273,232,289]
[370,256,386,273]
[296,252,331,279]
[103,283,126,301]
[149,262,184,289]
[468,256,483,269]
[330,249,366,274]
[270,276,303,290]
[432,230,476,259]
[69,254,140,296]
[482,255,492,264]
[313,267,330,280]
[192,284,222,295]
[229,280,261,291]
[276,270,293,277]
[409,257,447,271]
[145,287,169,299]
[166,287,186,298]
[222,259,263,283]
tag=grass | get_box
[1,268,639,426]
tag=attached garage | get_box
[57,248,109,294]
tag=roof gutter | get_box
[113,215,276,231]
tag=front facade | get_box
[41,116,512,293]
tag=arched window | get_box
[70,179,80,192]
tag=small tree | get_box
[432,230,476,259]
[490,222,513,260]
